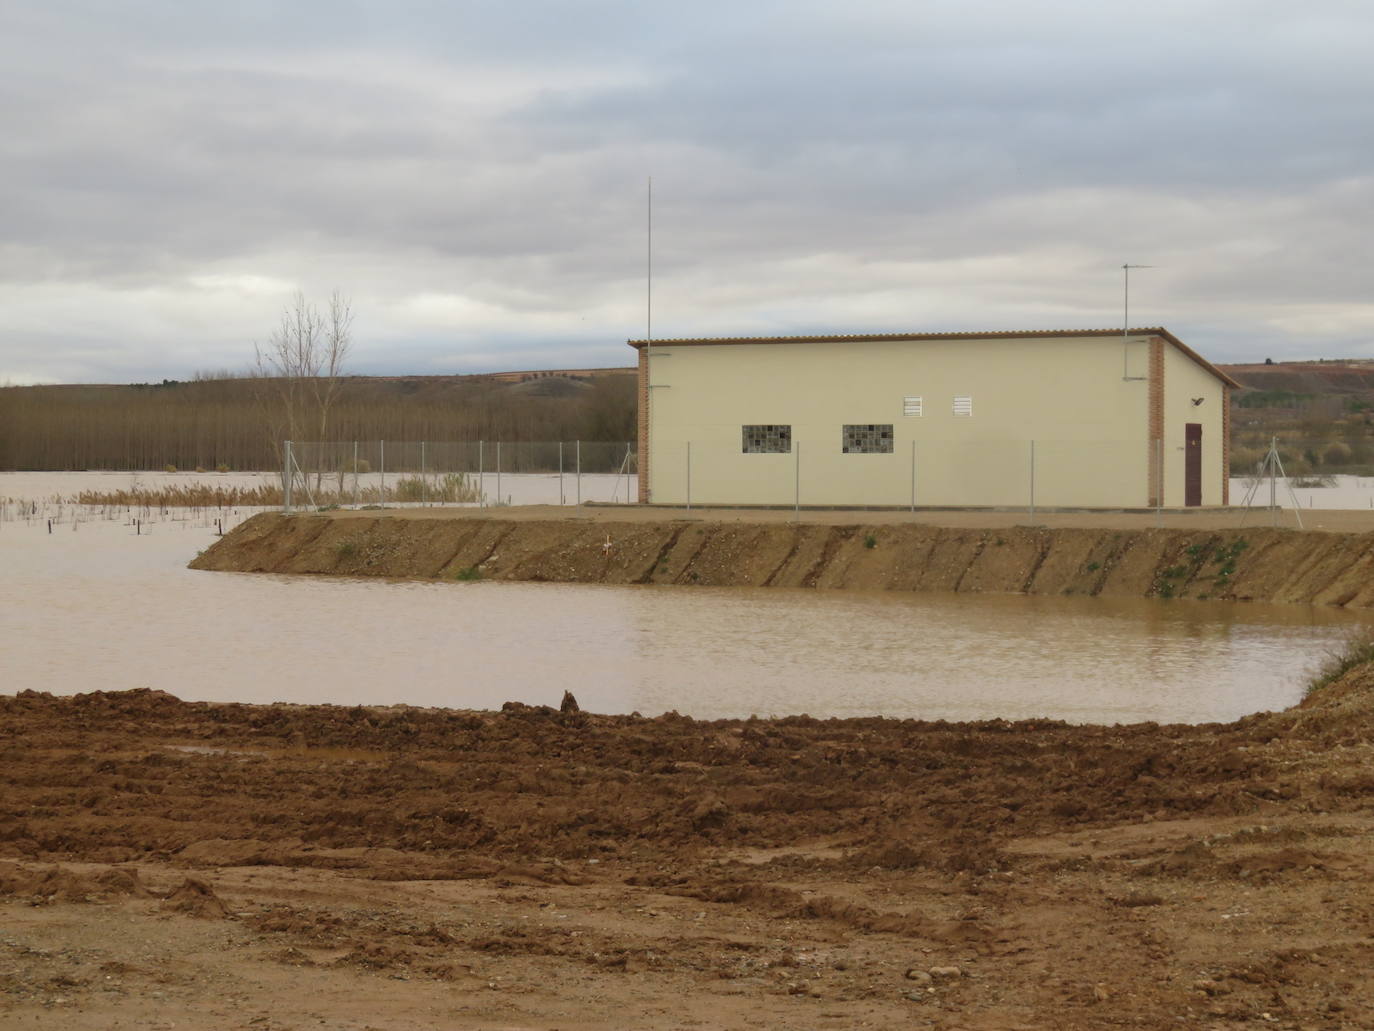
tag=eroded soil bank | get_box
[194,511,1374,607]
[3,681,1374,1029]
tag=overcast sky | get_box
[2,1,1371,383]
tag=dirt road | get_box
[3,679,1374,1029]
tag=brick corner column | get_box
[1148,336,1165,506]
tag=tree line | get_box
[0,373,637,471]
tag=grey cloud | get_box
[2,0,1373,382]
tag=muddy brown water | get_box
[2,514,1368,724]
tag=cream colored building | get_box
[631,329,1238,509]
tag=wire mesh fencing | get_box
[281,441,638,511]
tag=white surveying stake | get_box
[1238,436,1304,529]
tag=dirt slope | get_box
[192,512,1374,608]
[3,680,1374,1029]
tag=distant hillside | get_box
[0,369,637,472]
[1219,361,1374,476]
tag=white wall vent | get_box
[952,395,973,417]
[902,396,923,417]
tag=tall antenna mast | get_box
[1122,263,1154,380]
[642,176,652,505]
[647,176,653,350]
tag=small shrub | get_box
[194,466,206,474]
[1085,561,1100,573]
[1305,633,1374,698]
[336,539,358,558]
[863,534,877,549]
[164,464,177,474]
[215,463,230,473]
[390,473,482,504]
[454,566,483,581]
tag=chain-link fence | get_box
[281,441,637,511]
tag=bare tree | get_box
[252,291,353,490]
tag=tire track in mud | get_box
[762,527,807,587]
[1018,533,1053,594]
[638,526,687,585]
[949,533,989,593]
[801,527,853,587]
[672,525,717,585]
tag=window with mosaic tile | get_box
[842,424,894,454]
[742,424,791,453]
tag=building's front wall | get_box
[1162,344,1228,506]
[643,335,1174,507]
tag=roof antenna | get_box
[647,175,652,358]
[1122,263,1154,380]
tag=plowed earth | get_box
[4,683,1374,1030]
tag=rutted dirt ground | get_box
[4,681,1374,1030]
[195,511,1374,609]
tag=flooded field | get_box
[2,494,1366,723]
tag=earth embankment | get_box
[192,511,1374,607]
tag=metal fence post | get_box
[478,440,484,508]
[576,440,581,505]
[559,441,565,505]
[421,440,427,506]
[794,441,800,522]
[284,440,292,514]
[910,439,916,513]
[1029,439,1036,521]
[686,441,692,511]
[625,442,632,504]
[352,441,359,508]
[496,441,502,506]
[380,440,386,507]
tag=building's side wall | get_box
[1162,345,1228,506]
[646,335,1159,507]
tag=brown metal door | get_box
[1185,423,1202,507]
